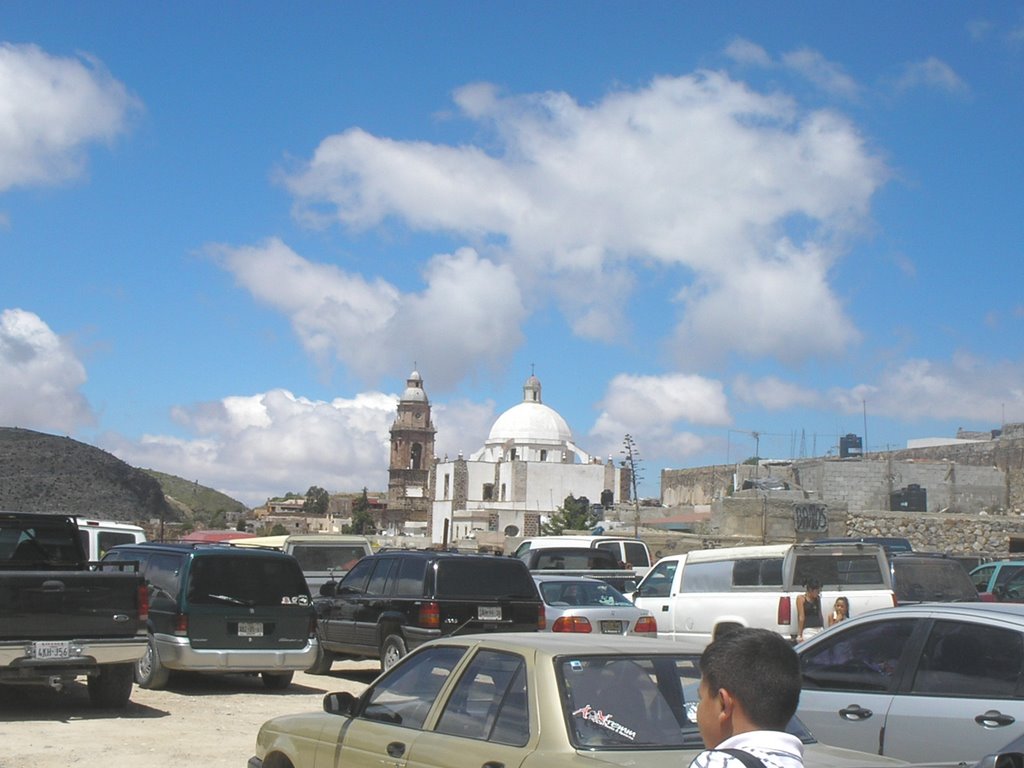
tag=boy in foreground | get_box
[689,628,804,768]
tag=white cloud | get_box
[724,38,772,67]
[781,49,860,99]
[0,308,95,431]
[213,238,525,390]
[282,73,886,365]
[104,388,399,507]
[894,57,969,95]
[431,398,496,461]
[732,374,823,410]
[831,355,1024,423]
[588,373,730,464]
[0,43,138,192]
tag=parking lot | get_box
[0,661,380,768]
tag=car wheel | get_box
[135,634,170,690]
[87,663,134,708]
[380,634,407,671]
[307,640,336,675]
[261,671,294,690]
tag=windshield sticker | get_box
[572,705,637,741]
[281,595,311,606]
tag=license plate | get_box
[600,620,623,634]
[477,606,502,621]
[238,622,264,637]
[32,641,72,659]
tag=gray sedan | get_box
[797,602,1024,763]
[534,575,657,636]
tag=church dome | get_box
[401,369,427,402]
[487,401,573,445]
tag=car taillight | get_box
[538,606,546,630]
[174,613,188,635]
[777,596,791,626]
[634,615,658,634]
[419,601,440,629]
[552,616,592,633]
[137,584,149,623]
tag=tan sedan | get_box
[250,633,907,768]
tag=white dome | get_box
[487,401,573,445]
[401,370,427,402]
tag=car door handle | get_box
[975,710,1015,728]
[839,704,873,721]
[386,742,406,758]
[483,762,505,768]
[661,605,669,612]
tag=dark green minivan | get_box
[102,542,317,690]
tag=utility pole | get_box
[621,434,643,538]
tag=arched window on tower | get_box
[410,443,423,470]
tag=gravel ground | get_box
[0,661,380,768]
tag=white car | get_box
[534,575,657,636]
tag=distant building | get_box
[387,369,436,529]
[429,371,629,543]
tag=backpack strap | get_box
[716,748,769,768]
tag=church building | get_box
[428,371,629,543]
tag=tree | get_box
[270,523,288,536]
[541,494,596,535]
[303,485,330,516]
[349,487,376,535]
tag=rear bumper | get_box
[0,636,147,682]
[154,634,318,673]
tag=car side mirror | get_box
[975,751,1024,768]
[323,691,358,716]
[319,582,337,597]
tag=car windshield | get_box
[557,653,820,751]
[290,544,367,572]
[540,580,632,607]
[893,559,979,602]
[188,555,310,605]
[558,654,703,749]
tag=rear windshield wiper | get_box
[203,593,253,606]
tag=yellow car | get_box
[250,633,906,768]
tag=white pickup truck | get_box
[631,541,896,652]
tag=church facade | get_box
[426,372,629,543]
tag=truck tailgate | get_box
[0,570,143,640]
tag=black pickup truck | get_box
[0,511,148,708]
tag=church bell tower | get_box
[387,369,436,527]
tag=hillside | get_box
[0,427,242,525]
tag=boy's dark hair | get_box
[699,627,800,730]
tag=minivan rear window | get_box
[188,556,309,606]
[436,560,537,599]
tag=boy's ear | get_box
[718,688,736,719]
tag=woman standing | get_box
[796,578,823,642]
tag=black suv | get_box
[889,552,982,604]
[102,542,317,690]
[310,550,542,672]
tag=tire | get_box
[261,671,294,690]
[135,634,170,690]
[87,663,134,708]
[380,633,407,671]
[307,641,336,675]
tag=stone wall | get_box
[661,464,734,506]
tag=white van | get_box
[631,542,895,652]
[75,517,147,560]
[512,535,652,576]
[227,533,373,594]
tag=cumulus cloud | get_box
[732,374,823,411]
[213,238,525,390]
[588,373,730,462]
[281,73,886,366]
[0,308,95,431]
[0,43,138,192]
[724,38,772,67]
[893,57,969,94]
[830,355,1024,423]
[104,388,399,507]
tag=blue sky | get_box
[2,2,1022,508]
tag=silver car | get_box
[534,575,657,636]
[797,602,1024,763]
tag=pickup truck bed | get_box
[0,512,148,708]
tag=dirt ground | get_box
[0,661,381,768]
